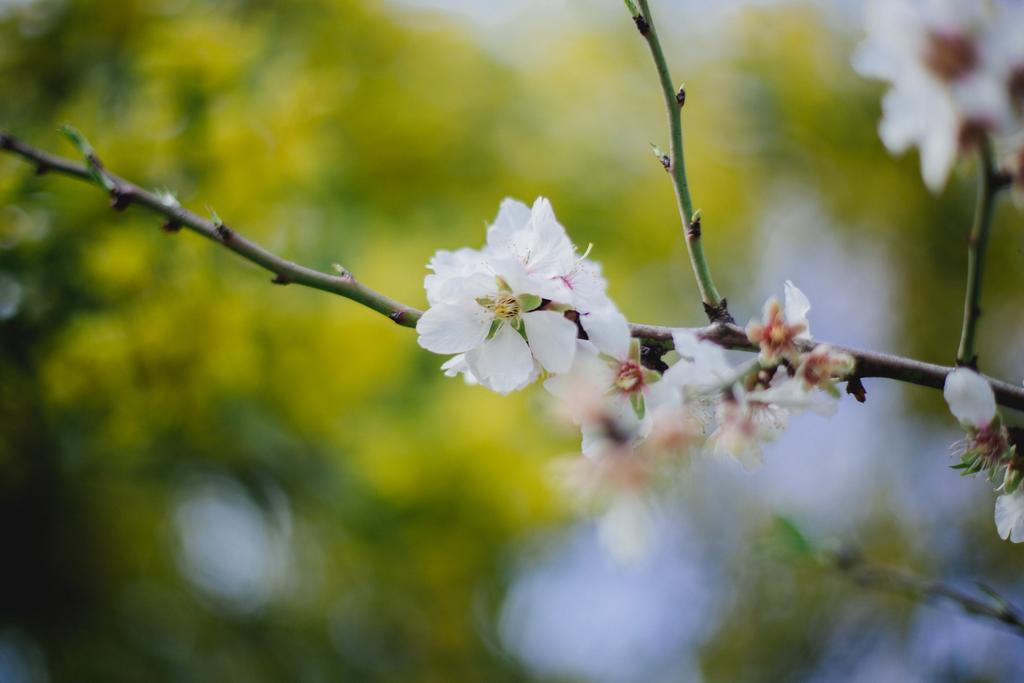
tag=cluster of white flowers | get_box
[942,367,1024,542]
[418,198,856,560]
[416,197,612,394]
[854,0,1024,193]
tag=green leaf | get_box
[59,124,93,157]
[209,208,223,227]
[60,124,114,191]
[770,516,815,558]
[623,0,639,16]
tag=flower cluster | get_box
[417,197,611,394]
[418,199,857,559]
[942,367,1024,542]
[854,0,1024,192]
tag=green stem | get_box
[956,140,1004,367]
[635,0,726,319]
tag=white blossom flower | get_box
[545,305,674,456]
[854,0,1021,191]
[943,366,996,430]
[417,198,588,393]
[706,388,787,471]
[746,377,838,418]
[794,344,856,393]
[746,281,812,366]
[549,446,658,564]
[745,344,858,417]
[644,402,704,455]
[485,197,619,315]
[995,490,1024,543]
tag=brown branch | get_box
[0,132,420,327]
[633,322,1024,413]
[832,547,1024,639]
[4,132,1024,412]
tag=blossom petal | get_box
[666,331,736,392]
[486,198,531,253]
[566,259,609,313]
[784,280,812,339]
[488,252,570,302]
[749,380,837,417]
[465,323,536,394]
[523,310,578,374]
[416,301,492,354]
[524,197,576,279]
[580,305,631,360]
[918,98,959,193]
[440,354,479,385]
[995,492,1024,543]
[424,247,489,305]
[643,376,680,415]
[943,367,996,429]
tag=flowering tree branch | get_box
[4,132,1024,412]
[832,547,1024,639]
[629,0,731,323]
[956,139,1010,368]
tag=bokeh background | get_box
[2,0,1024,681]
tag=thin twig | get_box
[956,139,1009,368]
[4,132,1024,412]
[0,131,421,327]
[832,548,1024,639]
[634,0,730,322]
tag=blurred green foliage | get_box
[2,1,1024,681]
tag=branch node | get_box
[332,263,353,281]
[161,219,182,234]
[702,298,735,325]
[956,355,979,370]
[271,273,290,286]
[687,211,702,240]
[0,133,10,150]
[992,169,1014,191]
[215,223,234,242]
[633,14,650,34]
[846,376,867,403]
[676,84,686,108]
[109,187,132,212]
[641,344,669,373]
